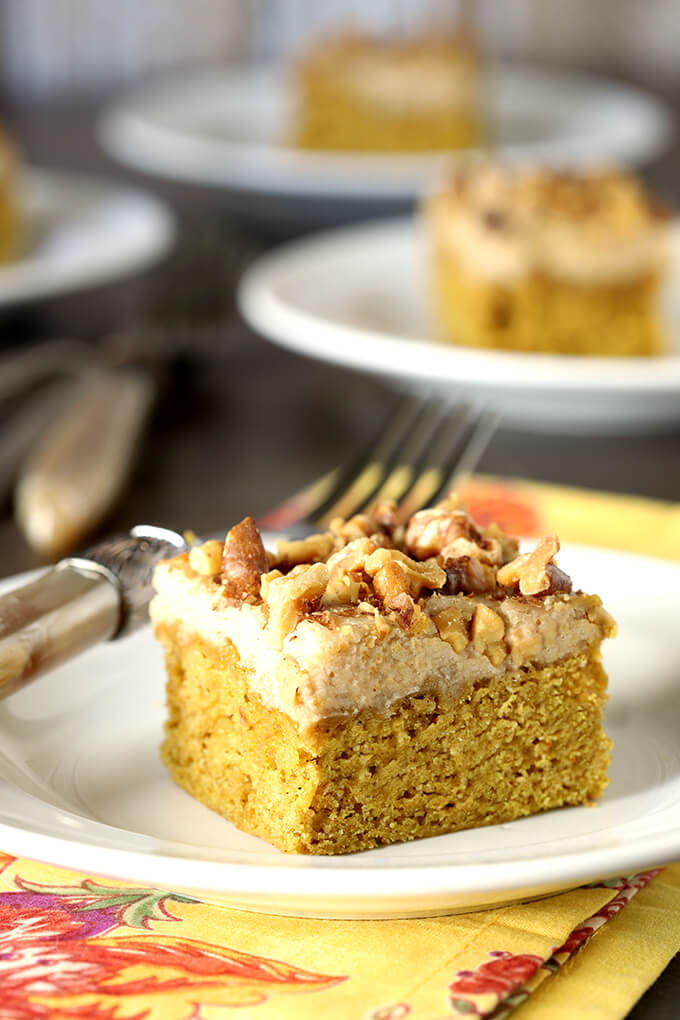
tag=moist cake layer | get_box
[158,624,611,854]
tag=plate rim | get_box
[0,166,176,307]
[237,215,680,395]
[99,61,674,200]
[0,543,679,916]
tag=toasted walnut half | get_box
[497,535,572,597]
[221,516,268,602]
[265,562,329,650]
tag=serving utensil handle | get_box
[0,525,186,697]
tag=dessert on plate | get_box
[0,125,20,263]
[425,162,670,355]
[292,33,483,153]
[151,497,616,855]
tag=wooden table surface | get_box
[1,91,679,1016]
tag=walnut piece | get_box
[221,516,268,602]
[432,606,470,652]
[265,562,329,651]
[497,535,572,597]
[188,539,223,577]
[259,568,283,601]
[364,548,446,602]
[471,604,506,664]
[329,503,397,547]
[389,591,416,630]
[405,506,483,561]
[270,531,334,570]
[442,556,496,595]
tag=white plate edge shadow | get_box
[0,167,176,306]
[0,543,679,917]
[237,216,680,432]
[99,63,674,201]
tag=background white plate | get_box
[1,545,679,919]
[238,218,680,433]
[0,168,175,307]
[100,64,672,215]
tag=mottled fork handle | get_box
[0,526,186,697]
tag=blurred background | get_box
[1,0,679,577]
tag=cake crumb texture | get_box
[158,625,611,855]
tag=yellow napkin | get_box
[2,478,679,1020]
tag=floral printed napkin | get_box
[2,476,680,1020]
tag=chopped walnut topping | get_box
[265,562,329,650]
[405,506,482,560]
[433,606,470,652]
[259,568,283,601]
[188,539,223,578]
[442,556,496,595]
[323,572,365,607]
[329,513,375,545]
[471,604,506,664]
[364,548,446,602]
[405,503,504,571]
[322,538,377,608]
[221,516,268,602]
[390,591,416,630]
[270,531,334,570]
[371,500,399,536]
[485,522,520,564]
[497,535,572,597]
[326,537,378,576]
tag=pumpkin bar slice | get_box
[150,500,615,854]
[426,162,670,355]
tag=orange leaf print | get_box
[457,480,543,537]
[0,852,16,875]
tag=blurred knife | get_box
[14,366,156,559]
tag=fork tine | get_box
[258,396,498,536]
[394,404,498,522]
[312,393,433,527]
[257,394,428,533]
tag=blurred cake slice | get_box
[426,163,670,355]
[151,499,615,855]
[293,33,483,152]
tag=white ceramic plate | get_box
[0,168,175,307]
[99,64,672,207]
[1,545,680,919]
[238,217,680,432]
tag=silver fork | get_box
[258,394,498,535]
[0,396,497,696]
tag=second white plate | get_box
[0,168,175,307]
[100,63,672,207]
[238,217,680,432]
[0,545,679,918]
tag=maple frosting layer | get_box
[151,556,613,732]
[428,163,669,284]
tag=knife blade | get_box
[14,366,156,559]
